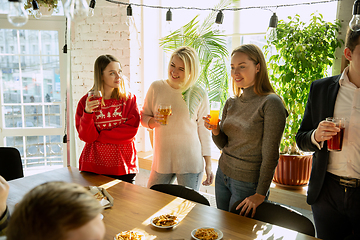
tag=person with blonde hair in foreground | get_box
[6,181,105,240]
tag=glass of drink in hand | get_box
[88,90,102,112]
[326,117,345,151]
[209,102,220,129]
[158,104,172,125]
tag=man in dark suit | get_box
[296,28,360,240]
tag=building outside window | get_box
[0,1,66,175]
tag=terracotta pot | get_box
[273,154,313,186]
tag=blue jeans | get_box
[215,167,260,211]
[147,170,203,191]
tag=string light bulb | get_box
[126,4,133,26]
[7,0,28,27]
[349,0,360,31]
[64,0,89,22]
[266,12,278,41]
[166,9,172,21]
[88,0,96,17]
[165,8,172,33]
[215,10,224,24]
[32,0,42,19]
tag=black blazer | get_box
[296,74,341,205]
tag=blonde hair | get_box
[92,54,128,102]
[169,46,200,91]
[231,44,276,97]
[6,181,103,240]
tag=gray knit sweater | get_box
[213,86,287,195]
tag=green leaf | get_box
[159,0,233,108]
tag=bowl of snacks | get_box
[87,186,114,209]
[191,227,223,240]
[114,230,143,240]
[150,214,179,228]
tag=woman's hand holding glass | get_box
[148,110,173,129]
[85,91,102,113]
[148,112,164,129]
[203,115,220,135]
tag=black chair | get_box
[230,199,315,237]
[150,184,210,206]
[0,147,24,181]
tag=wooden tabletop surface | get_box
[7,167,318,240]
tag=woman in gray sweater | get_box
[204,44,287,216]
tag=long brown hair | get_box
[231,44,276,97]
[93,54,128,101]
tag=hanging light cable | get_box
[349,0,360,31]
[126,4,133,26]
[266,12,278,41]
[88,0,96,17]
[7,0,28,27]
[215,10,224,24]
[32,0,42,19]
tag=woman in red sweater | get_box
[75,55,140,184]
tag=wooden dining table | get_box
[7,167,318,240]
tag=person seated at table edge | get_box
[0,176,10,237]
[5,181,105,240]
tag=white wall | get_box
[68,0,144,166]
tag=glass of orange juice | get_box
[209,102,220,129]
[158,104,172,125]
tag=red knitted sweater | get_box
[75,93,140,176]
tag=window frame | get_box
[0,14,67,168]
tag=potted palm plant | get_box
[159,0,231,105]
[264,13,342,186]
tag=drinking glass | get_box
[158,104,172,125]
[88,90,102,112]
[209,102,220,129]
[325,117,345,151]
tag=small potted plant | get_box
[264,13,342,187]
[24,0,58,16]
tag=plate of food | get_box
[114,230,143,240]
[150,214,179,228]
[191,227,223,240]
[87,186,114,208]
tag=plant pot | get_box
[39,5,54,16]
[273,154,313,186]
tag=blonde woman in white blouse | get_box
[141,46,213,191]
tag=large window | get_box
[0,1,66,175]
[0,28,64,170]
